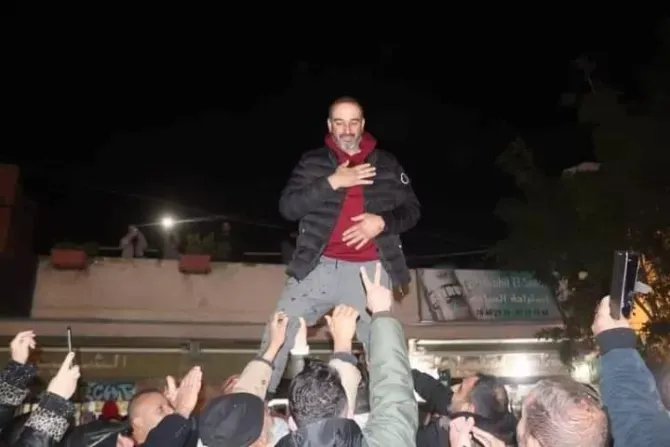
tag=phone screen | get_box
[609,251,640,319]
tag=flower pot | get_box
[51,248,87,270]
[179,254,212,274]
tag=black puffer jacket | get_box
[279,146,420,286]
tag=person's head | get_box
[517,378,608,447]
[449,373,509,418]
[199,393,267,447]
[128,389,174,444]
[288,360,348,429]
[653,362,670,410]
[128,225,138,235]
[327,96,365,153]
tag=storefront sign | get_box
[418,268,561,322]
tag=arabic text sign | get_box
[85,382,136,402]
[36,354,127,372]
[417,268,561,322]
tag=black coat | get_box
[279,147,420,287]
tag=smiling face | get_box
[327,100,365,153]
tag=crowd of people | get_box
[0,262,669,446]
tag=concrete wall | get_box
[20,257,560,341]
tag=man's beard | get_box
[336,133,360,152]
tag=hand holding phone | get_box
[608,251,640,319]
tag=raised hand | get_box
[164,375,178,407]
[591,295,630,336]
[293,317,308,352]
[360,262,392,314]
[10,330,36,365]
[269,311,289,347]
[471,425,506,447]
[325,305,359,351]
[342,213,385,249]
[173,366,202,418]
[47,352,80,399]
[449,416,475,447]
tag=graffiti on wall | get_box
[85,382,136,402]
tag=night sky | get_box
[2,10,662,265]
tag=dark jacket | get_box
[412,369,452,447]
[141,414,194,447]
[279,147,420,287]
[61,419,128,447]
[412,369,453,416]
[0,361,37,432]
[16,392,75,447]
[597,328,670,447]
[0,413,30,446]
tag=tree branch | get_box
[634,297,654,322]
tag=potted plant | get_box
[50,241,98,270]
[179,233,217,274]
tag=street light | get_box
[161,216,175,230]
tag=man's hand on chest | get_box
[342,213,385,249]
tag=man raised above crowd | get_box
[261,96,421,394]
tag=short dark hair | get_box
[328,96,363,118]
[288,360,348,427]
[469,374,509,419]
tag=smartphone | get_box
[67,326,73,353]
[609,251,640,319]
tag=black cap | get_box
[199,392,265,447]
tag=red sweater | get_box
[322,133,379,262]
